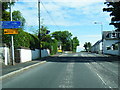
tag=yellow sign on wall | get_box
[4,29,18,34]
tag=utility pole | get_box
[38,0,41,58]
[10,0,15,65]
[100,23,103,54]
[94,22,103,54]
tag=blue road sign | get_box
[0,21,21,29]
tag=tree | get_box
[2,2,15,11]
[83,42,88,52]
[103,1,120,31]
[1,2,26,27]
[36,25,58,54]
[72,37,79,52]
[51,31,79,51]
[1,2,15,21]
[12,10,26,28]
[83,42,92,52]
[1,2,27,47]
[51,31,73,51]
[52,31,72,42]
[87,42,92,51]
[37,26,50,39]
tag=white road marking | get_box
[58,54,68,57]
[59,63,74,88]
[85,63,115,89]
[96,73,112,89]
[73,54,78,56]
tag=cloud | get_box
[15,0,105,3]
[81,35,101,38]
[12,0,109,27]
[40,1,108,26]
[47,2,112,26]
[43,0,105,3]
[12,1,38,26]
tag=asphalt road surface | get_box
[2,52,119,88]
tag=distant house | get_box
[102,31,120,56]
[91,40,102,54]
[91,31,120,56]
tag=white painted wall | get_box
[0,47,4,63]
[41,49,50,57]
[1,47,50,65]
[32,49,40,59]
[18,49,50,63]
[19,49,32,63]
[0,47,10,65]
[103,39,119,55]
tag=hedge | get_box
[2,28,40,49]
[2,29,58,55]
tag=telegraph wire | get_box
[40,0,61,30]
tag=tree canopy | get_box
[83,42,92,52]
[1,2,26,28]
[103,1,120,31]
[12,10,26,28]
[72,37,79,52]
[51,31,79,52]
[52,31,72,42]
[1,2,15,21]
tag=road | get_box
[2,52,119,88]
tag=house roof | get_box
[92,39,102,47]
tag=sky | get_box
[12,0,115,52]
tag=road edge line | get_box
[0,61,46,80]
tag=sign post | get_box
[11,35,15,65]
[0,1,21,66]
[1,21,20,65]
[10,0,15,65]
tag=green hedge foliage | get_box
[2,29,58,55]
[2,29,40,49]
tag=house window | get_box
[112,33,116,37]
[112,44,118,50]
[106,33,110,38]
[106,46,111,50]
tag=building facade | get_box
[91,40,102,54]
[91,31,120,56]
[102,31,120,56]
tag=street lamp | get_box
[94,22,103,34]
[94,22,103,54]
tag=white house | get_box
[91,31,120,56]
[91,40,102,54]
[102,31,120,56]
